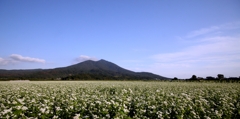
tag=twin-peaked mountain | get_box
[0,59,169,80]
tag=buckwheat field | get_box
[0,81,240,119]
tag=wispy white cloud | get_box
[0,54,46,66]
[187,21,240,38]
[10,54,46,63]
[152,36,240,74]
[153,36,240,63]
[150,22,240,78]
[75,55,98,63]
[187,26,220,38]
[0,58,12,65]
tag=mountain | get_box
[0,59,169,80]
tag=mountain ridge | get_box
[0,59,169,80]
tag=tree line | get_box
[172,74,240,82]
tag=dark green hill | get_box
[0,59,169,80]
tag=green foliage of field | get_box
[0,81,240,118]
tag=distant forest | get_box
[1,73,240,82]
[172,74,240,82]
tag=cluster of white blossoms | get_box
[0,81,240,118]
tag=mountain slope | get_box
[0,59,169,80]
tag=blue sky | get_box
[0,0,240,78]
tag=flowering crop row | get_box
[0,81,240,119]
